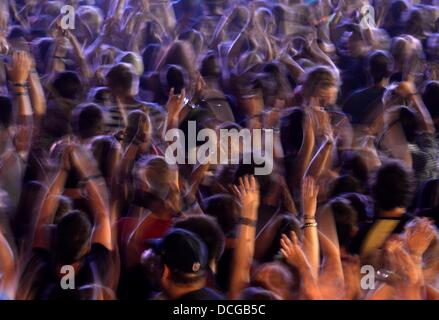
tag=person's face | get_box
[318,85,338,107]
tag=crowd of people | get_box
[0,0,439,300]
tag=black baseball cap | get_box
[150,228,208,275]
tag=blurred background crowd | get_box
[0,0,439,300]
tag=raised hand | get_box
[166,88,187,121]
[404,218,436,258]
[7,51,32,83]
[385,236,423,286]
[395,81,417,99]
[301,176,319,219]
[233,175,260,221]
[280,231,309,271]
[0,32,8,55]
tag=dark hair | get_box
[301,66,337,100]
[422,81,439,120]
[368,51,392,84]
[54,211,92,264]
[202,194,240,237]
[372,161,413,211]
[398,106,419,143]
[52,71,83,100]
[179,29,203,55]
[91,136,119,180]
[200,52,220,78]
[340,151,369,185]
[165,64,187,95]
[331,199,358,248]
[174,215,225,264]
[389,0,408,22]
[0,96,12,129]
[125,110,151,144]
[142,44,161,72]
[72,103,103,139]
[106,63,135,93]
[8,26,28,40]
[329,175,363,198]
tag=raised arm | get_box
[7,51,33,159]
[396,81,435,134]
[229,175,260,299]
[33,148,70,249]
[0,228,15,299]
[280,231,322,299]
[300,177,320,279]
[28,58,47,119]
[70,146,112,251]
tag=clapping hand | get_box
[404,218,436,258]
[280,231,309,271]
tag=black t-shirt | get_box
[177,287,224,301]
[343,86,386,126]
[349,214,413,256]
[339,55,368,100]
[21,243,112,300]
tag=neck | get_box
[379,207,406,218]
[166,280,206,300]
[374,78,389,88]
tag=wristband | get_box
[239,216,257,228]
[79,174,103,185]
[15,92,28,97]
[302,222,318,229]
[13,82,28,88]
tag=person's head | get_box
[387,0,408,25]
[142,44,162,72]
[252,262,293,300]
[71,103,103,140]
[372,161,413,212]
[76,5,104,41]
[330,198,359,249]
[301,66,339,107]
[329,175,363,198]
[178,29,204,56]
[367,50,392,85]
[91,135,121,182]
[53,210,92,265]
[398,106,420,143]
[405,8,425,37]
[88,86,112,107]
[339,151,369,185]
[125,110,152,152]
[422,81,439,130]
[149,228,209,297]
[162,41,196,78]
[174,215,225,271]
[133,156,181,215]
[106,63,139,97]
[52,71,83,100]
[344,25,366,56]
[163,64,188,95]
[202,194,240,238]
[117,51,144,76]
[200,51,220,79]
